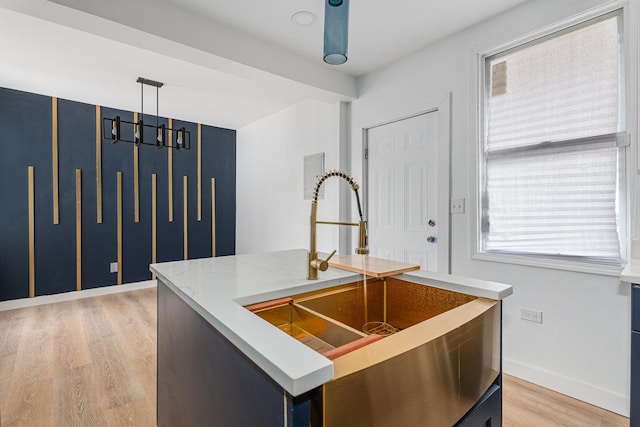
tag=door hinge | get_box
[364,148,369,160]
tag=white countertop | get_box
[621,259,640,284]
[150,249,512,396]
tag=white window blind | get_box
[482,13,623,263]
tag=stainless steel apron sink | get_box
[246,276,500,427]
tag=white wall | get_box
[236,99,343,255]
[350,0,634,416]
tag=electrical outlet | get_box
[521,308,543,324]
[450,198,465,214]
[110,262,118,273]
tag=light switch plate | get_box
[110,262,118,273]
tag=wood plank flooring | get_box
[503,375,628,427]
[0,287,630,426]
[0,289,157,427]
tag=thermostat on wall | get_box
[304,153,325,200]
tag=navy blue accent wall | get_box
[202,125,236,256]
[0,87,236,301]
[51,99,93,295]
[99,107,133,289]
[0,89,50,300]
[135,113,168,277]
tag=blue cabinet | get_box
[632,285,640,427]
[632,331,639,426]
[455,383,502,427]
[632,285,640,331]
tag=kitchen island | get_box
[150,249,512,426]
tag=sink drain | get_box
[362,321,397,336]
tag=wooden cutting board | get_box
[328,255,420,278]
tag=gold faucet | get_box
[308,170,369,280]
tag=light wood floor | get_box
[0,288,157,426]
[503,375,628,427]
[0,288,630,426]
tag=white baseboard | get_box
[0,280,157,312]
[503,357,629,417]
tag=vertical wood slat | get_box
[28,166,35,298]
[183,176,188,260]
[152,174,157,280]
[168,118,174,222]
[52,97,59,225]
[211,178,216,257]
[76,169,82,291]
[95,105,103,223]
[117,171,123,285]
[133,112,140,223]
[197,123,202,221]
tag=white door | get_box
[367,112,439,271]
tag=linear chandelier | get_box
[103,77,191,150]
[323,0,350,65]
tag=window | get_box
[479,11,626,267]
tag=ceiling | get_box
[0,0,527,129]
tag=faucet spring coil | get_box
[312,170,358,203]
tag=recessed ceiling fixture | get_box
[292,11,316,26]
[103,77,191,150]
[323,0,349,65]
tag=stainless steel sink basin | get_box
[250,298,367,355]
[295,276,477,332]
[247,277,476,356]
[245,276,499,427]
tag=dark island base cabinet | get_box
[632,285,640,427]
[455,383,502,427]
[157,280,311,427]
[633,331,640,427]
[157,280,502,427]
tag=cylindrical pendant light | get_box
[323,0,349,65]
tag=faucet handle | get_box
[311,249,337,272]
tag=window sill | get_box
[472,251,624,277]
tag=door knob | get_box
[426,236,437,243]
